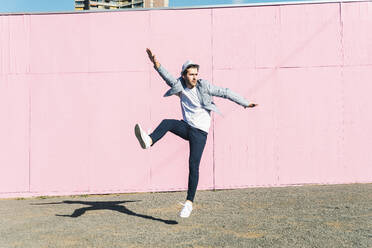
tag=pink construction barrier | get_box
[0,1,371,198]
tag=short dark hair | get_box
[182,64,199,76]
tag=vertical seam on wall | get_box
[88,13,91,74]
[87,13,92,193]
[275,6,281,185]
[211,9,216,191]
[339,2,346,174]
[27,14,31,193]
[148,11,152,190]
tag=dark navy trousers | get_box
[149,119,208,202]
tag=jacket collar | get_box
[181,78,203,103]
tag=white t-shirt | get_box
[180,86,211,133]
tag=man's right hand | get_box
[146,48,160,69]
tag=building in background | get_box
[75,0,168,10]
[144,0,169,8]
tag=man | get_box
[135,48,257,218]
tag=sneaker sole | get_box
[180,214,191,218]
[134,124,146,149]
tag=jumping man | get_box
[135,48,257,218]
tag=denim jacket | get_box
[155,65,250,114]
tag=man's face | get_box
[183,67,198,88]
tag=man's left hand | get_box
[245,103,257,108]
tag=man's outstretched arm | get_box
[146,48,178,87]
[207,82,257,109]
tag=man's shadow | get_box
[32,200,178,225]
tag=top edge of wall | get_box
[0,0,370,16]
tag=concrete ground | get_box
[0,183,371,248]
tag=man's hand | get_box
[245,103,258,108]
[146,48,160,69]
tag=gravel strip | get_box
[0,183,371,248]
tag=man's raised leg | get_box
[149,119,189,145]
[135,119,189,149]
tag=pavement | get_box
[0,183,371,248]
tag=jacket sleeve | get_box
[155,65,178,87]
[207,82,250,107]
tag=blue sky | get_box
[0,0,306,13]
[0,0,74,13]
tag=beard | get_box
[186,80,196,88]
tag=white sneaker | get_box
[134,124,152,149]
[179,201,193,218]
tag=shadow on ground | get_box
[32,200,178,225]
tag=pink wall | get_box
[1,1,371,198]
